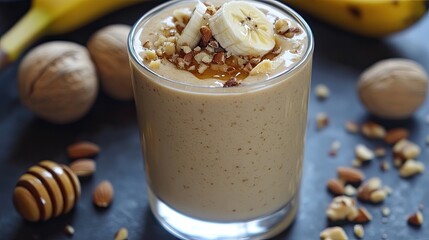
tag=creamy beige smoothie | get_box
[129,0,313,225]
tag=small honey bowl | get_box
[13,160,81,222]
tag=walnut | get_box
[18,41,98,124]
[87,24,133,101]
[358,58,429,119]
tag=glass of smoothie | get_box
[128,0,314,239]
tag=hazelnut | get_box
[88,24,133,101]
[18,41,98,124]
[357,58,429,119]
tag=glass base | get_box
[148,188,298,240]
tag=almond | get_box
[384,128,409,144]
[408,211,423,226]
[200,26,212,43]
[67,141,100,159]
[93,180,114,208]
[327,179,345,195]
[337,167,365,184]
[69,159,96,177]
[353,207,372,223]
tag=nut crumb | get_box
[64,225,75,236]
[354,224,364,238]
[315,84,330,100]
[361,122,386,139]
[345,121,359,134]
[380,160,390,172]
[355,144,374,162]
[374,147,386,158]
[344,184,357,196]
[381,207,391,217]
[329,140,341,156]
[399,159,425,178]
[223,77,240,88]
[114,227,128,240]
[320,226,348,240]
[316,112,329,129]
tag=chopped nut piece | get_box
[249,58,261,65]
[64,225,75,236]
[223,77,240,88]
[408,211,423,226]
[384,128,409,144]
[355,144,374,161]
[188,65,196,71]
[354,207,372,223]
[208,40,219,49]
[202,55,213,64]
[315,84,330,100]
[361,122,386,139]
[274,18,290,35]
[114,227,128,240]
[149,59,161,69]
[272,46,282,55]
[393,139,421,161]
[194,46,202,52]
[399,159,425,178]
[329,140,341,156]
[380,160,390,171]
[173,8,191,25]
[197,64,209,74]
[337,167,365,184]
[284,27,301,38]
[316,112,329,129]
[344,184,357,196]
[374,147,386,158]
[326,196,357,221]
[327,179,345,196]
[320,227,348,240]
[354,224,364,239]
[345,121,359,134]
[183,52,193,65]
[200,26,212,43]
[163,42,176,56]
[194,52,209,64]
[142,49,158,61]
[381,207,391,217]
[181,45,192,54]
[212,52,225,64]
[143,41,153,49]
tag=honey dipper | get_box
[13,160,81,222]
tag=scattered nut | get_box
[329,140,341,156]
[93,180,114,208]
[200,26,212,43]
[374,147,386,158]
[316,112,329,129]
[355,144,374,162]
[361,122,386,139]
[315,84,330,100]
[344,184,357,196]
[345,121,359,134]
[384,128,409,144]
[381,207,391,217]
[327,179,345,196]
[393,139,421,162]
[357,58,429,119]
[337,167,365,184]
[408,211,423,226]
[114,227,128,240]
[69,159,96,177]
[274,18,290,35]
[358,177,387,203]
[326,196,357,221]
[67,141,100,159]
[380,160,390,172]
[149,59,161,69]
[399,159,425,178]
[354,224,364,238]
[64,225,75,236]
[320,226,348,240]
[354,207,373,223]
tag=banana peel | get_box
[282,0,428,38]
[0,0,142,71]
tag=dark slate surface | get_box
[1,1,429,239]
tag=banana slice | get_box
[177,2,207,48]
[209,1,275,57]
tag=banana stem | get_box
[0,7,51,69]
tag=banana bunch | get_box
[282,0,428,37]
[0,0,140,71]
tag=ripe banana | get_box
[209,1,275,57]
[0,0,140,71]
[177,2,207,48]
[282,0,428,37]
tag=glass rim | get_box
[127,0,314,91]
